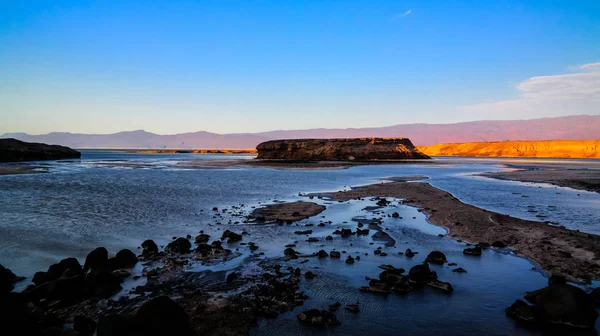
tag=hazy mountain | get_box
[2,115,599,149]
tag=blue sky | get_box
[1,0,599,134]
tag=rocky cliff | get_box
[256,138,430,161]
[417,140,600,158]
[0,138,81,162]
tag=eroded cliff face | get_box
[256,138,430,161]
[0,138,81,162]
[417,140,600,158]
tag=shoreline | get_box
[321,176,600,283]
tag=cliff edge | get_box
[417,140,600,158]
[256,138,430,161]
[0,138,81,162]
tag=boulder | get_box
[46,257,83,282]
[408,263,436,284]
[84,247,109,272]
[226,272,239,283]
[305,271,316,279]
[345,256,355,264]
[85,271,123,299]
[424,251,447,264]
[492,241,507,248]
[297,309,340,327]
[329,251,341,258]
[316,250,328,258]
[108,249,138,270]
[284,248,298,258]
[194,234,210,244]
[463,246,482,256]
[506,299,540,324]
[165,238,191,254]
[405,249,415,258]
[221,230,242,243]
[141,240,159,256]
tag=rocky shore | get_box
[0,138,81,162]
[322,176,600,282]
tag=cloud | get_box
[391,10,412,21]
[462,62,600,118]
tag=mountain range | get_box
[2,115,599,149]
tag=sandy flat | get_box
[0,166,46,175]
[322,177,600,282]
[250,201,326,222]
[483,168,600,193]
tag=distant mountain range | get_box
[2,115,599,149]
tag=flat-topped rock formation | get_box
[256,138,430,161]
[417,140,600,158]
[0,138,81,162]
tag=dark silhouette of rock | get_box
[405,249,415,258]
[297,309,340,327]
[463,246,482,256]
[330,251,341,258]
[73,315,97,336]
[0,264,25,294]
[492,240,507,248]
[141,240,159,256]
[108,249,138,270]
[408,263,436,284]
[424,251,447,264]
[84,248,109,272]
[0,138,81,162]
[85,271,123,299]
[316,250,328,258]
[165,238,191,254]
[194,233,210,244]
[221,230,242,243]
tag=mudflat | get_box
[482,167,600,193]
[322,176,600,282]
[250,201,326,222]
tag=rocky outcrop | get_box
[417,140,600,158]
[256,138,430,161]
[0,138,81,162]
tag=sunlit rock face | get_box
[417,140,600,158]
[256,138,430,161]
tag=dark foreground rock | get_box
[1,264,25,294]
[297,309,340,327]
[507,282,598,332]
[97,296,195,336]
[0,138,81,162]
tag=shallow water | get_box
[1,152,599,335]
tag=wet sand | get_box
[250,201,326,222]
[180,159,436,170]
[0,166,46,175]
[482,167,600,193]
[321,176,600,282]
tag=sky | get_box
[1,0,599,135]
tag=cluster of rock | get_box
[506,275,599,332]
[255,138,431,161]
[360,251,454,295]
[0,138,81,162]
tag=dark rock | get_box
[492,241,507,248]
[452,267,467,273]
[0,264,25,294]
[408,263,436,284]
[590,288,600,307]
[506,299,540,324]
[424,251,447,264]
[297,309,340,327]
[405,249,415,258]
[194,234,210,244]
[97,296,194,336]
[294,230,313,235]
[463,246,482,256]
[328,301,341,312]
[345,303,359,312]
[426,279,454,293]
[325,235,333,241]
[391,212,400,218]
[305,271,316,279]
[32,271,47,286]
[46,257,83,282]
[0,138,81,162]
[85,271,123,299]
[284,248,298,257]
[84,247,109,272]
[548,274,567,285]
[108,249,138,270]
[330,251,341,258]
[141,240,159,256]
[345,256,355,264]
[307,237,319,242]
[222,230,243,243]
[356,228,370,236]
[165,238,191,254]
[316,250,328,258]
[226,272,239,283]
[73,315,97,336]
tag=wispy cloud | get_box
[391,9,412,21]
[462,62,600,118]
